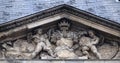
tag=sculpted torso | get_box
[53,31,78,59]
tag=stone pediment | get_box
[0,4,120,41]
[0,4,120,59]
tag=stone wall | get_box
[0,0,120,23]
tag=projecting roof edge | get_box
[0,4,120,32]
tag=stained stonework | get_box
[0,19,119,60]
[0,5,120,61]
[1,61,120,63]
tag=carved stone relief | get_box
[0,19,119,59]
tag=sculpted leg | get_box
[31,43,43,59]
[82,46,90,58]
[90,45,101,59]
[44,46,54,57]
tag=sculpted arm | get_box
[91,36,99,45]
[31,43,42,58]
[31,34,43,58]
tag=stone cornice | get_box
[0,4,120,32]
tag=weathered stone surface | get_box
[1,60,120,63]
[104,61,120,63]
[0,1,120,61]
[114,47,120,59]
[0,61,7,63]
[98,42,119,59]
[0,19,119,60]
[23,61,51,63]
[84,61,104,63]
[65,61,84,63]
[0,61,84,63]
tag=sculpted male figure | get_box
[31,29,54,59]
[2,29,53,59]
[79,30,101,59]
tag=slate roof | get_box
[0,0,120,24]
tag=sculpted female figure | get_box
[3,39,35,59]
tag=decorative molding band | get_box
[0,4,120,33]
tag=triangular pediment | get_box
[0,4,120,59]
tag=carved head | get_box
[37,29,42,35]
[88,30,95,37]
[58,20,70,31]
[78,31,87,38]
